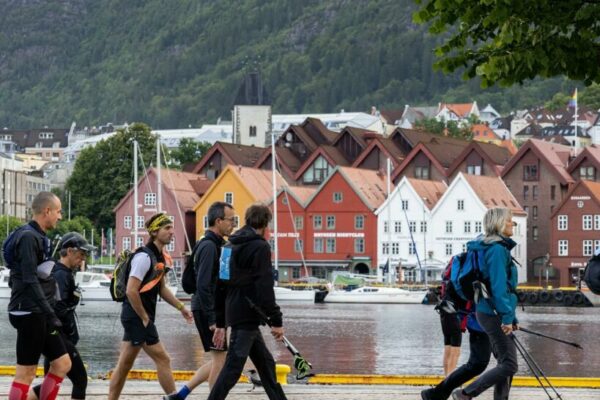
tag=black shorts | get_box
[121,317,159,346]
[9,313,68,365]
[440,312,462,347]
[193,310,226,352]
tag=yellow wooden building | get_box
[192,165,286,240]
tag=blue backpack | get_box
[450,249,487,303]
[2,224,48,268]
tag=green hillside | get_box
[0,0,573,129]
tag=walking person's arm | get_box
[159,278,193,323]
[194,243,218,326]
[484,246,516,333]
[253,244,283,330]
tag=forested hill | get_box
[0,0,569,129]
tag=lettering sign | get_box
[571,196,591,201]
[313,232,365,238]
[274,232,300,238]
[570,262,584,267]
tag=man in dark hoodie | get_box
[207,203,287,400]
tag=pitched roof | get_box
[566,144,600,173]
[332,126,377,148]
[1,128,70,149]
[229,166,287,203]
[190,141,265,174]
[472,124,502,141]
[338,167,388,210]
[541,125,589,138]
[281,185,318,206]
[380,109,404,124]
[300,117,338,144]
[391,142,448,182]
[500,139,575,185]
[294,145,350,180]
[447,141,512,177]
[551,179,600,218]
[406,178,447,210]
[462,174,526,215]
[438,102,474,118]
[351,137,404,169]
[514,123,543,137]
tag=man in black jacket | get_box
[165,201,235,400]
[7,192,70,400]
[207,203,287,400]
[31,232,96,400]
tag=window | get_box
[249,126,257,137]
[532,226,538,241]
[583,240,593,257]
[558,215,568,230]
[326,215,335,230]
[420,221,427,233]
[595,240,600,254]
[558,240,568,256]
[303,156,331,184]
[294,239,303,253]
[523,164,539,181]
[462,243,467,252]
[467,165,482,175]
[475,221,482,233]
[391,242,399,255]
[294,216,303,230]
[136,216,145,228]
[144,192,156,206]
[583,215,593,230]
[445,221,453,233]
[224,192,233,205]
[136,236,144,249]
[166,237,175,252]
[326,238,336,253]
[382,243,389,255]
[383,221,389,233]
[409,242,416,255]
[354,238,365,253]
[402,200,408,210]
[124,216,132,229]
[595,215,600,230]
[313,215,322,230]
[355,215,364,230]
[523,186,529,201]
[532,185,538,200]
[292,267,301,279]
[532,206,538,220]
[409,221,416,233]
[580,166,596,180]
[333,192,343,203]
[464,221,471,233]
[313,238,324,253]
[445,243,453,256]
[122,236,131,251]
[457,200,464,210]
[415,166,430,179]
[233,216,239,228]
[394,221,402,233]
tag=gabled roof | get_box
[391,142,448,182]
[461,174,526,216]
[438,102,475,118]
[304,166,388,211]
[394,128,469,155]
[379,109,405,125]
[351,137,404,169]
[551,179,600,219]
[407,178,447,210]
[270,185,318,207]
[566,145,600,173]
[472,124,502,141]
[500,139,575,185]
[193,165,286,211]
[300,117,338,144]
[294,145,350,180]
[190,141,265,174]
[1,128,70,149]
[331,126,378,148]
[514,123,543,137]
[398,106,438,126]
[113,168,210,212]
[447,141,512,177]
[253,146,298,179]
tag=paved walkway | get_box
[1,377,598,399]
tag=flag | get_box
[568,88,578,108]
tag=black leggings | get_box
[33,334,88,399]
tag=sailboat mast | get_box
[157,138,162,213]
[133,140,139,248]
[271,130,278,272]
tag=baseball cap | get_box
[59,232,97,254]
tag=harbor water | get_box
[0,299,599,377]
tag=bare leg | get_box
[184,362,211,391]
[208,351,227,389]
[143,342,176,394]
[108,342,141,400]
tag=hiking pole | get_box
[246,297,314,379]
[519,327,583,349]
[511,334,563,400]
[50,234,62,258]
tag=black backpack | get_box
[109,247,157,302]
[181,239,204,295]
[583,254,600,295]
[2,224,46,268]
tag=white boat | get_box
[274,286,316,302]
[324,286,427,304]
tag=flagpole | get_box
[574,88,578,147]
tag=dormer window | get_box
[467,165,482,175]
[580,166,596,181]
[523,164,539,181]
[415,165,430,179]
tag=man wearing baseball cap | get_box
[31,232,96,400]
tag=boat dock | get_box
[0,376,597,399]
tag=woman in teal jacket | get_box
[452,207,519,400]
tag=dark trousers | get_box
[207,327,287,400]
[430,330,491,400]
[464,312,518,400]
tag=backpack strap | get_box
[135,246,162,293]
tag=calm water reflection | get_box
[1,300,598,376]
